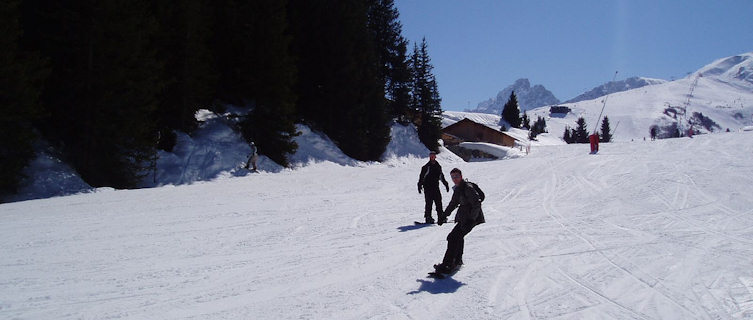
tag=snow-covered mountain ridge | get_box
[564,77,667,104]
[694,52,753,84]
[469,78,560,114]
[526,52,753,142]
[470,52,753,118]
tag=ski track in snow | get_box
[2,132,753,319]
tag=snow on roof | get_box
[458,142,526,160]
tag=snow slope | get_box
[3,131,753,319]
[565,77,668,104]
[529,52,753,142]
[695,52,753,85]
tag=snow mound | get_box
[381,123,429,160]
[8,141,92,202]
[145,110,283,187]
[529,132,567,146]
[289,124,366,167]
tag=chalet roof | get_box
[442,118,527,146]
[443,118,502,133]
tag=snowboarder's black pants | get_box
[423,187,443,218]
[441,222,474,267]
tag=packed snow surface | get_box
[2,131,753,319]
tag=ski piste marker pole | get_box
[593,71,618,135]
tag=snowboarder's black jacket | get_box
[444,180,485,226]
[418,160,449,191]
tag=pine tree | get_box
[521,111,530,129]
[0,0,48,197]
[153,0,217,151]
[528,116,547,140]
[214,0,299,166]
[574,117,589,143]
[500,91,521,129]
[390,43,412,124]
[536,117,545,134]
[600,116,612,142]
[563,126,572,143]
[22,0,165,188]
[366,0,411,123]
[410,38,443,151]
[289,0,389,161]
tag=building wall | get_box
[442,120,516,147]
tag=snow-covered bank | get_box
[8,113,453,202]
[6,140,92,202]
[2,131,752,319]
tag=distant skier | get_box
[417,151,449,224]
[433,168,485,274]
[589,133,599,154]
[244,141,258,172]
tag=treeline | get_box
[1,0,443,195]
[563,116,612,143]
[497,91,548,140]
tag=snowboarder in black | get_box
[417,151,449,224]
[434,168,485,274]
[244,141,258,172]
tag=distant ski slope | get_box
[530,52,753,142]
[2,131,753,319]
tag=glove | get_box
[417,184,422,194]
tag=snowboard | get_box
[428,265,461,279]
[414,221,434,225]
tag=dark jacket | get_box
[418,160,449,190]
[444,180,485,226]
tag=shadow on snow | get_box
[396,224,434,232]
[407,277,465,295]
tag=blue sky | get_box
[394,0,753,111]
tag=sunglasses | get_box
[450,175,461,179]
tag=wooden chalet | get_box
[549,106,571,114]
[441,118,518,148]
